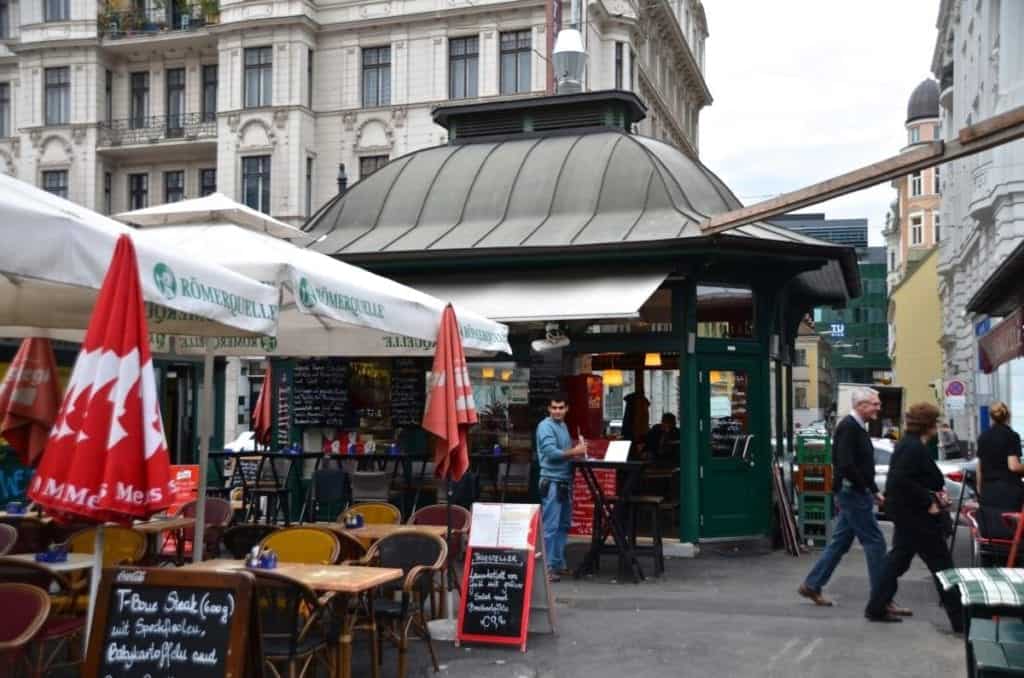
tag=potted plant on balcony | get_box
[199,0,218,25]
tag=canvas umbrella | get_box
[0,338,61,466]
[28,235,174,638]
[251,366,273,449]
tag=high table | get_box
[133,516,196,565]
[210,451,323,524]
[185,559,403,678]
[571,459,647,583]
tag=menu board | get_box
[528,350,563,427]
[275,368,291,448]
[85,568,256,678]
[292,358,350,427]
[391,358,426,427]
[460,548,528,639]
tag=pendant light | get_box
[644,352,662,367]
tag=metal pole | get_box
[192,340,215,562]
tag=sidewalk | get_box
[405,524,967,678]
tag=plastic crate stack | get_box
[795,433,833,548]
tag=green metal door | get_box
[697,355,770,539]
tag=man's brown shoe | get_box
[887,603,913,617]
[798,584,834,607]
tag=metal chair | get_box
[160,497,234,561]
[250,569,334,678]
[309,467,351,522]
[351,470,393,503]
[338,502,402,526]
[0,525,17,556]
[964,508,1013,566]
[409,504,471,611]
[0,583,50,676]
[0,517,49,554]
[222,523,280,559]
[261,527,341,565]
[356,531,447,678]
[67,526,148,567]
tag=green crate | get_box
[798,519,832,547]
[798,492,834,523]
[796,435,832,464]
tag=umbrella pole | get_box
[446,472,456,619]
[192,341,215,562]
[85,524,104,649]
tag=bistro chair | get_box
[350,471,393,503]
[67,526,148,567]
[964,508,1014,566]
[356,531,447,678]
[309,467,351,522]
[336,531,367,564]
[0,525,17,556]
[260,527,341,565]
[250,569,334,678]
[0,583,49,677]
[222,523,280,559]
[0,517,49,555]
[338,502,402,526]
[160,497,233,562]
[409,504,471,601]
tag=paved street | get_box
[405,525,968,678]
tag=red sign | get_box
[167,464,199,515]
[570,439,617,537]
[979,308,1024,374]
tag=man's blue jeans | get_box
[540,479,572,571]
[803,488,887,596]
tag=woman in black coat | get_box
[976,401,1024,540]
[865,403,963,632]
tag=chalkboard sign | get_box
[292,358,350,427]
[461,548,528,638]
[275,367,291,448]
[391,358,426,427]
[234,456,261,487]
[528,350,563,427]
[85,567,257,678]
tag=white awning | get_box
[410,271,670,323]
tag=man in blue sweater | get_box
[536,393,587,581]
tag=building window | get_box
[305,156,313,216]
[244,47,272,108]
[0,0,9,38]
[44,0,68,22]
[448,36,479,100]
[130,71,149,129]
[889,249,896,272]
[199,64,217,123]
[910,170,922,196]
[794,349,807,367]
[41,170,67,198]
[934,164,940,194]
[104,69,112,123]
[199,168,216,197]
[794,387,808,410]
[164,170,184,203]
[909,126,920,144]
[0,82,9,137]
[614,42,624,89]
[499,30,531,95]
[165,68,185,136]
[934,213,941,243]
[361,46,391,107]
[44,67,70,125]
[359,155,388,180]
[128,173,148,210]
[306,49,313,109]
[910,214,923,245]
[103,171,111,214]
[242,156,270,213]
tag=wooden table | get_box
[133,517,196,565]
[185,559,402,678]
[7,552,93,573]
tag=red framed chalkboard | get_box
[456,504,554,652]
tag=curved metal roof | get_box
[304,130,859,303]
[907,79,940,123]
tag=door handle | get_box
[741,435,756,468]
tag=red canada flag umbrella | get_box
[29,234,174,524]
[0,338,61,466]
[423,305,477,483]
[251,366,273,449]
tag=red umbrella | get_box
[29,234,174,524]
[423,305,477,483]
[0,338,61,466]
[251,366,273,449]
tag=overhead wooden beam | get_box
[701,104,1024,235]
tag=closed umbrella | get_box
[0,338,61,466]
[251,366,273,449]
[28,235,174,639]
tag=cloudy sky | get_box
[700,1,940,245]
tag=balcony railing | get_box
[98,113,216,147]
[98,3,219,38]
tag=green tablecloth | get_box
[938,568,1024,607]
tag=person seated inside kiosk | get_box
[645,413,680,466]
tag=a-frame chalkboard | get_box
[85,567,260,678]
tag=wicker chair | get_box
[0,525,17,556]
[222,523,280,559]
[250,570,334,678]
[260,527,341,565]
[0,583,49,676]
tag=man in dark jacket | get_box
[799,387,890,613]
